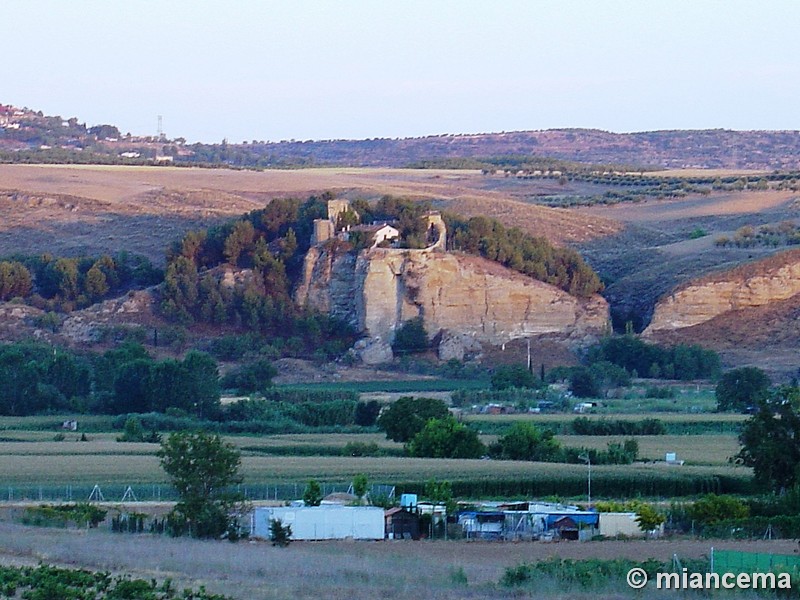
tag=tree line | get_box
[0,341,219,417]
[160,194,355,360]
[0,252,161,311]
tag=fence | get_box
[0,483,395,504]
[712,549,800,575]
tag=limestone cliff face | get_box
[295,245,609,346]
[645,249,800,333]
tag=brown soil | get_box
[0,165,621,266]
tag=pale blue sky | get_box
[4,0,799,143]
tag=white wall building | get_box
[251,506,384,541]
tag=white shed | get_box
[251,506,384,541]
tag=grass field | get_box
[278,378,488,393]
[554,434,739,466]
[1,521,797,600]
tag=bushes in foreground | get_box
[0,564,231,599]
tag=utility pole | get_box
[579,454,591,507]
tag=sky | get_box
[3,0,800,143]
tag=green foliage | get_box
[737,385,800,492]
[269,518,292,547]
[570,417,665,435]
[220,359,277,394]
[302,480,322,506]
[2,252,161,312]
[689,494,750,525]
[376,396,450,443]
[0,260,32,300]
[354,400,380,426]
[160,195,356,359]
[569,366,600,398]
[116,416,160,443]
[501,557,665,589]
[352,473,369,501]
[445,213,603,297]
[406,416,485,459]
[488,422,561,461]
[0,564,232,600]
[21,503,107,528]
[634,502,666,532]
[391,317,429,355]
[157,431,244,539]
[343,441,383,456]
[716,366,771,411]
[490,363,540,390]
[424,479,457,515]
[586,335,720,381]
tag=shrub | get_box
[270,519,292,547]
[488,422,561,461]
[689,494,750,525]
[392,317,429,354]
[491,364,540,390]
[716,366,770,411]
[407,416,485,459]
[377,396,449,443]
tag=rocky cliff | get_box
[295,244,609,361]
[644,249,800,334]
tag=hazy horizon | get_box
[4,0,799,144]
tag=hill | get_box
[3,103,800,170]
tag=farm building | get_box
[384,507,420,540]
[457,502,600,541]
[458,511,505,540]
[251,506,384,541]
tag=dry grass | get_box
[577,190,798,223]
[0,522,797,600]
[555,434,740,466]
[0,164,622,264]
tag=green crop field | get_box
[277,378,489,393]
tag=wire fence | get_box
[0,483,395,504]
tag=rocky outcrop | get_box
[645,249,800,333]
[296,244,609,357]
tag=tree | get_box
[354,400,380,426]
[716,367,770,411]
[377,396,450,443]
[634,502,665,534]
[391,317,429,354]
[569,367,600,398]
[182,351,221,419]
[302,480,322,506]
[84,266,109,300]
[352,473,369,504]
[407,416,485,459]
[491,364,539,390]
[737,385,800,492]
[489,422,561,461]
[270,519,292,547]
[588,361,631,397]
[688,494,749,525]
[157,431,244,538]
